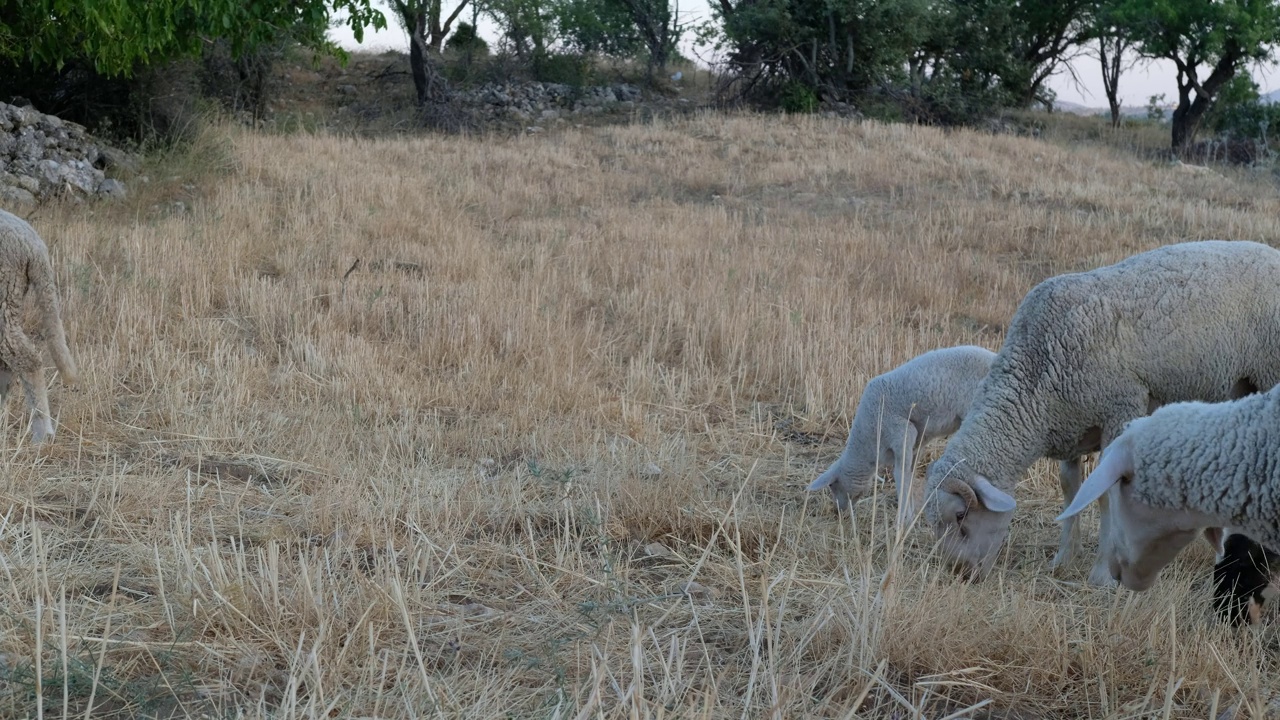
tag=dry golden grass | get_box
[2,111,1279,718]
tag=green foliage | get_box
[554,0,684,74]
[705,0,1087,122]
[711,0,937,94]
[1147,94,1166,121]
[484,0,558,60]
[1103,0,1280,149]
[1207,75,1280,143]
[532,50,594,84]
[779,80,818,113]
[446,21,491,55]
[556,0,645,58]
[1106,0,1280,70]
[0,0,387,78]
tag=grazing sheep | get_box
[0,209,77,442]
[1213,533,1277,627]
[806,345,996,524]
[1055,383,1280,592]
[922,240,1280,584]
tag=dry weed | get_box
[0,112,1277,718]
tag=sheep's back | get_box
[1013,240,1280,408]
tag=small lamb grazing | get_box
[0,209,77,443]
[806,345,996,524]
[1055,382,1280,592]
[1213,533,1277,627]
[922,240,1280,584]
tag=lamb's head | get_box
[807,456,874,512]
[1057,435,1220,591]
[807,465,853,511]
[923,454,1017,580]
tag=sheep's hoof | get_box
[1049,546,1076,572]
[29,418,53,445]
[1086,565,1118,588]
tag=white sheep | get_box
[921,240,1280,584]
[0,209,77,443]
[807,345,996,524]
[1055,383,1280,594]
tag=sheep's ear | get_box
[972,474,1015,512]
[1057,440,1131,522]
[807,466,837,491]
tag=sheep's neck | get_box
[948,385,1049,491]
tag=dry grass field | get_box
[1,110,1279,719]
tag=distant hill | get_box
[1050,99,1169,118]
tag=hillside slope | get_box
[2,112,1278,718]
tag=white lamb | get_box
[807,345,996,524]
[921,240,1280,584]
[0,209,78,443]
[1056,382,1280,592]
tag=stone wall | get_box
[0,102,135,208]
[452,81,686,125]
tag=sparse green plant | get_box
[1147,93,1166,121]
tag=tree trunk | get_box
[1097,36,1123,129]
[428,0,472,53]
[1170,46,1242,155]
[1170,83,1196,153]
[403,7,448,105]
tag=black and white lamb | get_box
[922,240,1280,584]
[1056,381,1280,594]
[0,209,78,443]
[806,345,996,524]
[1212,533,1277,627]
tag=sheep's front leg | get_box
[1051,458,1083,570]
[0,368,10,443]
[19,373,51,443]
[891,423,920,526]
[1204,527,1227,562]
[1085,492,1119,587]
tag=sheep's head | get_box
[1102,501,1207,591]
[1057,448,1221,591]
[924,460,1016,580]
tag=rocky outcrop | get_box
[0,102,137,207]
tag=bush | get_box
[532,51,594,86]
[779,81,818,113]
[446,22,490,56]
[1207,76,1280,146]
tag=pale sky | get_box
[328,1,1280,110]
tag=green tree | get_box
[705,0,1089,119]
[997,0,1093,107]
[1205,74,1280,143]
[556,0,685,78]
[1106,0,1280,153]
[483,0,558,66]
[556,0,644,59]
[707,0,937,100]
[0,0,386,77]
[613,0,685,77]
[446,21,491,56]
